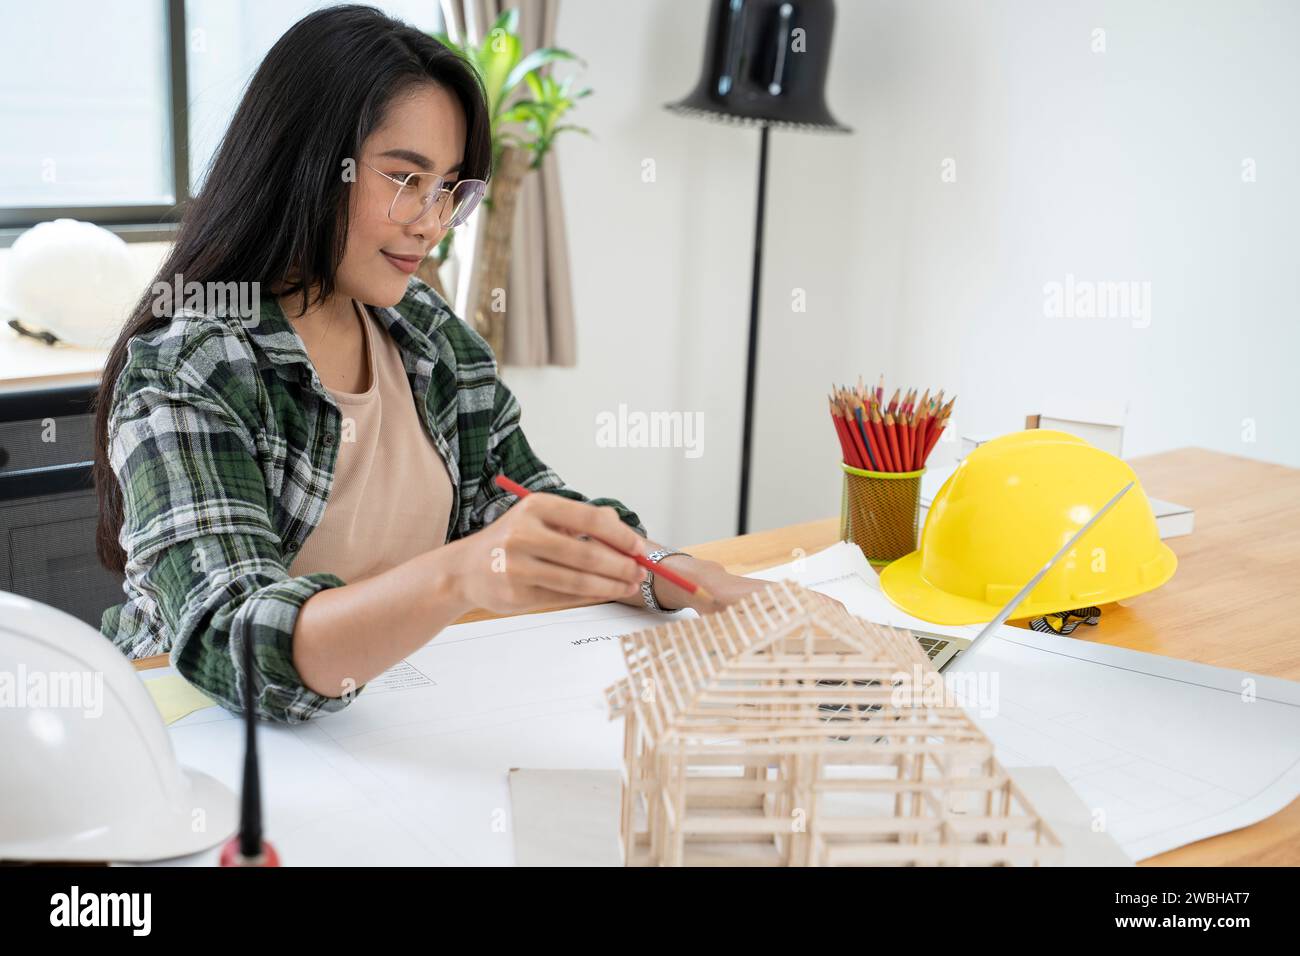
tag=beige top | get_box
[288,300,455,583]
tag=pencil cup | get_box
[839,462,925,567]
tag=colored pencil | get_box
[842,404,866,469]
[910,422,920,471]
[828,395,861,468]
[921,390,945,467]
[869,403,894,470]
[883,411,903,472]
[851,401,880,470]
[828,391,854,466]
[829,394,858,467]
[840,397,872,469]
[913,389,931,468]
[829,377,956,473]
[900,406,914,471]
[910,410,921,470]
[839,387,874,470]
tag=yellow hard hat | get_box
[879,430,1177,625]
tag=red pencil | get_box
[877,402,897,471]
[883,411,903,472]
[833,409,859,467]
[917,408,932,469]
[869,403,895,471]
[848,396,882,471]
[837,397,872,469]
[842,408,866,469]
[909,411,921,470]
[829,396,861,468]
[904,395,915,468]
[911,409,924,469]
[914,395,927,469]
[492,474,713,602]
[900,409,914,471]
[920,390,945,466]
[915,390,935,468]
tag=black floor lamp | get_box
[667,0,850,536]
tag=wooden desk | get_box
[0,327,106,393]
[134,448,1300,865]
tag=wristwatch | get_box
[641,548,691,613]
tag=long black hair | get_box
[93,4,491,574]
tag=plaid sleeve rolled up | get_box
[106,334,354,723]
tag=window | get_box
[0,0,180,227]
[186,0,444,191]
[0,0,444,235]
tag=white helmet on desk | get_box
[2,218,140,349]
[0,590,237,862]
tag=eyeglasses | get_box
[364,163,487,228]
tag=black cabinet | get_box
[0,383,126,628]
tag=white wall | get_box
[7,1,1287,549]
[502,0,1300,548]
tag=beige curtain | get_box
[441,0,577,367]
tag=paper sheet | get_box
[142,673,216,725]
[508,769,623,867]
[150,541,1300,864]
[146,602,671,866]
[1012,767,1133,866]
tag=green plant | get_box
[499,69,592,169]
[433,8,592,171]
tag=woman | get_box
[93,5,774,724]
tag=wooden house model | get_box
[605,579,1063,866]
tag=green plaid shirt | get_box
[102,277,645,723]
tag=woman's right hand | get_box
[446,491,648,615]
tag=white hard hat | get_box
[0,590,238,862]
[2,218,141,349]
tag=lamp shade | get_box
[667,0,850,132]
